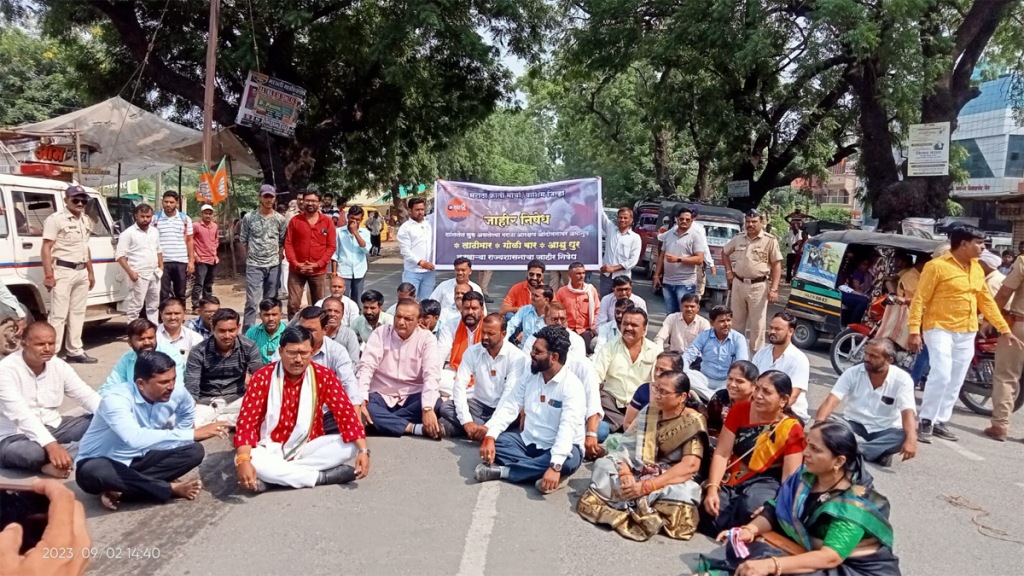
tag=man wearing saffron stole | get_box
[577,371,708,541]
[437,291,486,399]
[234,326,370,492]
[697,421,900,576]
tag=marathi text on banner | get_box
[432,178,604,270]
[235,71,306,138]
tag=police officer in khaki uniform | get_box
[721,209,782,354]
[41,185,98,364]
[988,254,1024,441]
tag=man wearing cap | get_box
[41,185,97,364]
[722,209,783,354]
[192,204,220,312]
[240,185,288,329]
[153,191,195,304]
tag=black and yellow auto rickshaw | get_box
[785,230,944,349]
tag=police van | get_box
[0,174,128,322]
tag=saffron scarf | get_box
[449,321,482,372]
[774,466,895,552]
[723,416,802,486]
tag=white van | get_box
[0,174,128,322]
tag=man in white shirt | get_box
[351,289,394,345]
[430,257,484,315]
[439,313,528,439]
[156,297,204,357]
[655,292,711,352]
[752,312,811,420]
[397,197,436,298]
[437,291,486,398]
[476,325,586,494]
[438,281,473,329]
[314,275,357,328]
[522,302,586,360]
[0,322,100,477]
[385,282,417,316]
[812,339,918,467]
[596,276,647,328]
[599,206,642,297]
[115,203,163,323]
[321,297,361,364]
[593,297,633,356]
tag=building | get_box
[791,158,865,225]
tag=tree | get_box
[0,27,89,126]
[16,0,552,195]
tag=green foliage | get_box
[0,27,90,126]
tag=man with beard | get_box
[522,302,587,359]
[554,262,601,353]
[115,203,163,323]
[593,309,660,433]
[273,306,361,408]
[397,197,436,297]
[476,326,586,494]
[430,257,485,318]
[157,297,203,357]
[184,308,263,426]
[507,284,553,348]
[77,350,227,511]
[245,298,287,365]
[592,298,634,356]
[653,207,707,316]
[356,298,444,439]
[751,312,811,420]
[235,326,370,493]
[0,322,100,477]
[100,318,186,394]
[437,291,486,398]
[595,276,647,328]
[500,260,546,316]
[812,338,918,467]
[439,314,528,439]
[284,190,337,316]
[654,292,710,353]
[352,289,394,345]
[321,296,361,364]
[314,275,358,328]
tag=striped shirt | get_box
[153,210,194,263]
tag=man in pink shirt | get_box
[192,204,220,312]
[554,261,601,354]
[355,298,445,439]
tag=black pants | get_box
[0,415,92,472]
[698,476,781,536]
[76,443,205,504]
[786,253,798,283]
[192,262,217,309]
[161,262,188,303]
[370,234,381,255]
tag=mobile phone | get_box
[0,482,50,553]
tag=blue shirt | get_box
[187,317,212,340]
[76,376,196,466]
[507,305,545,345]
[333,226,371,279]
[99,343,186,395]
[683,329,749,381]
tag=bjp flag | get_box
[197,157,230,205]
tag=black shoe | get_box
[933,422,959,442]
[64,353,98,364]
[876,453,894,468]
[316,465,357,486]
[483,294,494,304]
[918,419,933,444]
[474,464,502,482]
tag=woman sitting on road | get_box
[696,420,901,576]
[706,360,759,438]
[699,370,806,537]
[577,371,708,541]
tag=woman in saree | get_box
[706,361,759,437]
[577,370,709,541]
[697,420,901,576]
[699,370,806,537]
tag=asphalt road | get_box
[4,261,1023,576]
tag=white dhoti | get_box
[194,397,244,427]
[251,435,356,488]
[439,368,456,399]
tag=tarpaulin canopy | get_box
[0,96,261,187]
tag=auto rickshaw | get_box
[785,230,944,349]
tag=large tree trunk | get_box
[692,154,712,201]
[652,128,677,198]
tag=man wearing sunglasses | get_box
[41,185,97,364]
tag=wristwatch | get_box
[357,448,371,456]
[586,431,599,438]
[549,463,562,473]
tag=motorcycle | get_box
[958,334,1024,417]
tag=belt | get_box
[55,259,88,270]
[734,275,767,284]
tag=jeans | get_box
[76,443,205,503]
[244,265,281,329]
[402,270,436,300]
[662,283,696,315]
[599,274,616,298]
[845,418,905,462]
[596,420,610,442]
[345,277,365,302]
[192,262,217,309]
[920,329,975,423]
[160,262,188,303]
[493,431,583,483]
[910,345,930,385]
[0,415,92,471]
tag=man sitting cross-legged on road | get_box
[683,306,749,391]
[476,326,586,494]
[321,296,362,364]
[593,308,660,434]
[522,302,587,359]
[76,350,228,510]
[185,308,263,427]
[751,312,811,421]
[356,298,445,439]
[812,338,918,467]
[592,297,634,356]
[439,313,529,440]
[0,321,99,478]
[437,290,486,398]
[245,298,287,365]
[654,292,710,353]
[234,326,370,492]
[507,284,552,349]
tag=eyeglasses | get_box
[68,197,88,205]
[651,387,681,398]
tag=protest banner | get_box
[432,178,604,270]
